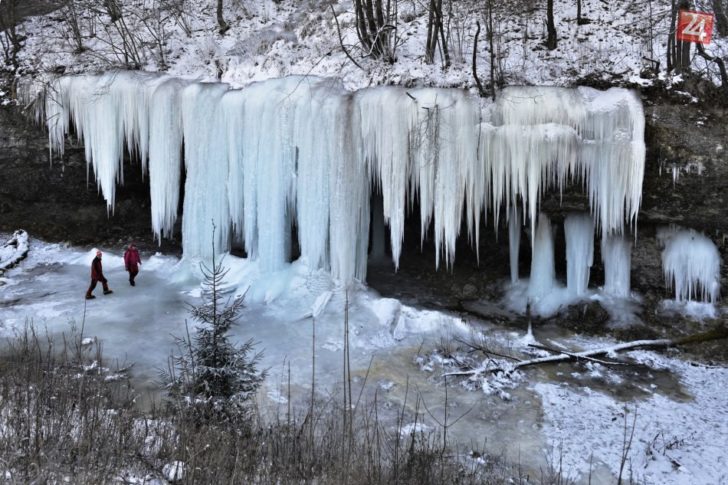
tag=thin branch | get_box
[331,3,366,71]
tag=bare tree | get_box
[164,0,192,36]
[0,0,22,71]
[425,0,450,67]
[472,21,487,97]
[577,0,582,24]
[104,0,122,22]
[713,0,728,37]
[61,0,86,54]
[696,43,728,93]
[667,0,692,72]
[546,0,557,50]
[353,0,397,61]
[140,0,171,68]
[217,0,229,35]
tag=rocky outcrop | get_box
[0,104,179,252]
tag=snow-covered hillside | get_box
[6,0,728,91]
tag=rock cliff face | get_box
[0,88,725,317]
[0,104,176,251]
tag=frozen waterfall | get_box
[39,72,646,283]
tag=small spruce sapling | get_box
[166,228,266,423]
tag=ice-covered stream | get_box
[1,237,727,484]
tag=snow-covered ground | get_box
[8,0,728,93]
[1,234,727,484]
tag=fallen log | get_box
[0,229,29,274]
[445,325,728,377]
[527,342,630,367]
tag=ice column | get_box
[180,82,231,259]
[528,213,556,298]
[601,235,632,297]
[661,229,720,302]
[564,213,594,296]
[148,77,188,240]
[508,206,521,283]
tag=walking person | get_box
[86,250,113,299]
[123,242,142,286]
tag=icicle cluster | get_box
[661,229,720,303]
[43,72,646,283]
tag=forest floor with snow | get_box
[5,0,728,96]
[1,234,726,484]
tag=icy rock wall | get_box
[41,72,645,283]
[660,229,720,303]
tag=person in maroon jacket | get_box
[123,243,142,286]
[86,250,113,299]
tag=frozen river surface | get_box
[1,237,727,484]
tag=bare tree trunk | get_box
[66,1,85,54]
[354,0,371,52]
[217,0,229,35]
[425,0,449,66]
[487,0,495,98]
[546,0,557,50]
[0,0,22,72]
[472,21,486,97]
[577,0,582,24]
[375,0,385,55]
[714,0,728,36]
[674,0,692,72]
[667,0,677,71]
[104,0,122,22]
[425,0,437,63]
[364,0,380,56]
[675,38,691,72]
[436,0,450,68]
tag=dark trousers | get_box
[128,268,139,283]
[86,277,109,296]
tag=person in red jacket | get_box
[123,243,142,286]
[86,250,113,299]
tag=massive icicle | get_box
[564,213,594,296]
[42,72,646,284]
[660,229,720,303]
[148,78,188,239]
[528,214,556,299]
[601,235,632,298]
